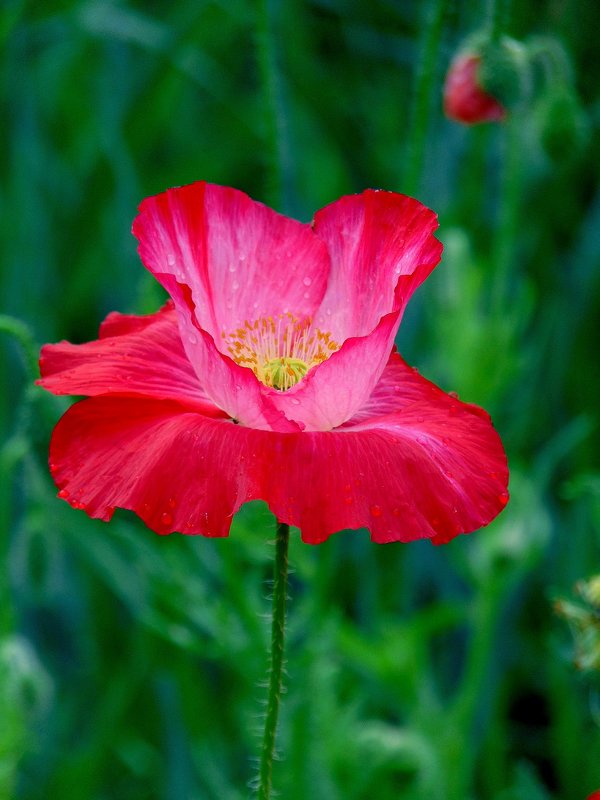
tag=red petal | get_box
[38,304,223,416]
[132,181,330,340]
[49,351,508,545]
[341,351,509,544]
[49,398,245,534]
[98,304,175,338]
[265,190,442,430]
[312,189,442,341]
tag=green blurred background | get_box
[2,0,600,798]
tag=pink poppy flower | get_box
[444,53,506,124]
[38,182,509,545]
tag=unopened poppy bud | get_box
[443,52,506,124]
[444,36,529,124]
[478,37,530,109]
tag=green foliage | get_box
[2,1,600,798]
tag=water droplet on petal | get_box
[228,263,237,272]
[189,334,198,344]
[302,276,312,287]
[303,291,310,299]
[449,391,459,399]
[417,415,424,423]
[392,507,401,516]
[290,398,300,405]
[370,504,382,517]
[58,488,69,498]
[167,254,176,266]
[345,496,353,505]
[232,281,240,291]
[168,498,177,509]
[161,512,173,526]
[498,491,509,506]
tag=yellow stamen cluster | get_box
[222,313,339,391]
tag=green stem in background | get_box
[486,0,505,42]
[255,0,290,213]
[490,115,522,315]
[443,575,505,799]
[403,0,447,198]
[0,314,40,381]
[257,521,290,800]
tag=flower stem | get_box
[257,520,290,800]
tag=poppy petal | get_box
[339,351,509,545]
[266,190,442,430]
[38,303,223,416]
[49,397,248,535]
[49,356,508,545]
[132,181,330,340]
[312,189,442,341]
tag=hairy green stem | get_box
[255,0,289,212]
[403,0,447,197]
[257,521,290,800]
